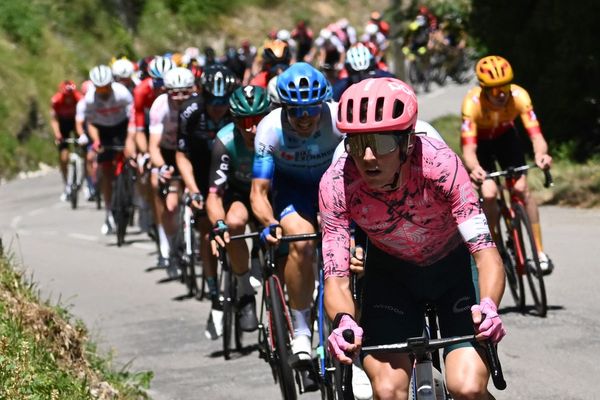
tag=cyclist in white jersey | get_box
[250,62,344,368]
[148,67,196,277]
[80,65,133,234]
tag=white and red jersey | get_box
[149,93,182,150]
[81,82,132,127]
[320,136,495,279]
[132,77,160,132]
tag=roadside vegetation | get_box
[431,115,600,208]
[0,250,153,399]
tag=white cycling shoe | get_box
[352,359,373,400]
[538,252,554,276]
[289,334,312,369]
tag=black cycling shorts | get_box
[96,119,128,163]
[57,118,76,151]
[476,127,527,175]
[359,243,479,355]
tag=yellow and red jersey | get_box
[460,84,542,146]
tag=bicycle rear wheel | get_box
[69,161,79,210]
[268,276,297,400]
[496,207,525,310]
[514,204,547,317]
[185,222,199,296]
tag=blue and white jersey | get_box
[253,102,344,185]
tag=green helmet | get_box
[229,85,271,117]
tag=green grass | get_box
[0,252,152,399]
[430,114,600,208]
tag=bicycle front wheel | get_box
[112,174,129,247]
[496,207,525,310]
[222,265,235,360]
[69,161,79,210]
[514,204,547,317]
[268,276,297,400]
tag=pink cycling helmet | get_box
[337,77,418,134]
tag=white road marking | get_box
[68,233,98,242]
[10,216,22,229]
[132,242,156,251]
[28,208,46,217]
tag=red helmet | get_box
[337,77,418,134]
[59,80,77,94]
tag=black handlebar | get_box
[486,164,553,189]
[483,341,507,390]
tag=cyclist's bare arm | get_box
[206,192,226,226]
[472,247,505,306]
[135,130,149,154]
[175,151,200,194]
[50,112,61,142]
[124,129,137,159]
[531,134,552,169]
[148,133,166,167]
[75,119,85,137]
[324,276,356,321]
[87,122,100,145]
[250,178,277,226]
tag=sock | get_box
[157,224,170,259]
[235,271,255,298]
[531,222,544,253]
[291,308,312,338]
[206,276,218,300]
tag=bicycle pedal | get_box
[296,369,319,393]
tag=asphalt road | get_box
[2,81,599,399]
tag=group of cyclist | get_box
[49,10,554,397]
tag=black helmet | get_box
[200,64,238,99]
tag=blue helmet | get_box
[276,62,329,106]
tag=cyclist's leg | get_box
[57,118,74,187]
[362,354,412,400]
[151,171,169,265]
[359,244,424,399]
[476,138,502,242]
[445,348,492,400]
[225,197,257,331]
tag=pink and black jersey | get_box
[319,136,495,279]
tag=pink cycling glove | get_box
[328,314,363,361]
[471,297,506,343]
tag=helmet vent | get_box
[392,99,404,119]
[375,97,385,121]
[346,99,354,123]
[360,98,369,123]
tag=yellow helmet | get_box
[476,56,513,87]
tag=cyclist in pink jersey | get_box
[320,77,506,400]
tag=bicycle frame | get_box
[488,165,553,275]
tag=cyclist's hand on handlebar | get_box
[259,223,282,246]
[210,219,229,256]
[92,140,101,152]
[328,314,363,365]
[136,153,150,174]
[535,153,553,170]
[349,245,365,276]
[190,192,204,211]
[77,134,89,146]
[471,297,506,344]
[469,165,487,184]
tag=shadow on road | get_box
[209,343,260,360]
[499,304,565,316]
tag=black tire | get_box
[222,263,234,360]
[496,206,525,310]
[70,162,78,210]
[113,171,131,247]
[514,204,547,317]
[268,276,297,400]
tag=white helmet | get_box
[320,28,333,40]
[365,23,379,36]
[164,67,195,89]
[148,56,175,79]
[277,29,291,42]
[111,59,135,79]
[346,44,373,72]
[89,65,113,87]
